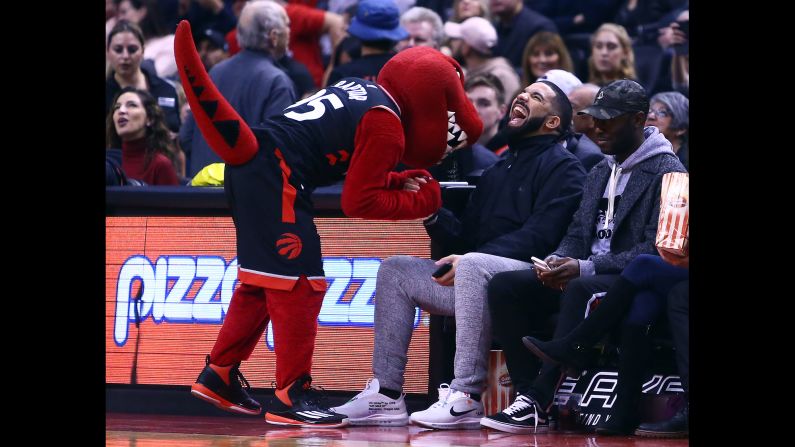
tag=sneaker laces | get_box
[230,365,252,391]
[272,378,330,409]
[430,384,458,408]
[503,394,533,415]
[348,378,376,402]
[503,394,540,431]
[304,383,330,408]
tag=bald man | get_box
[568,83,600,142]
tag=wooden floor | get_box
[107,413,688,446]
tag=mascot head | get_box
[378,47,483,168]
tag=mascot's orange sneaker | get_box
[265,375,348,428]
[190,355,262,415]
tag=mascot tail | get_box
[174,20,258,165]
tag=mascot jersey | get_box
[174,19,483,395]
[262,78,400,188]
[229,78,401,291]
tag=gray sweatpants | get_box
[372,253,534,395]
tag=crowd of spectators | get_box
[105,0,691,438]
[106,0,689,187]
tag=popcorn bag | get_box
[655,172,689,255]
[482,350,514,415]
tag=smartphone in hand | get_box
[432,263,453,278]
[531,256,551,271]
[677,20,689,39]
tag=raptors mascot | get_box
[175,20,482,427]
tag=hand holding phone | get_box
[676,20,689,39]
[432,263,453,278]
[531,256,551,271]
[673,20,689,55]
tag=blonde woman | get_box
[587,23,636,86]
[450,0,490,22]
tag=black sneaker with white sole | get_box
[190,355,262,415]
[480,393,549,434]
[264,374,348,428]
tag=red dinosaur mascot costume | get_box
[174,20,481,427]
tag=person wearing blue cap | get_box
[326,0,409,86]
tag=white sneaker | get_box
[330,378,409,426]
[409,384,484,430]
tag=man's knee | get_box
[456,252,492,277]
[378,255,419,284]
[563,277,593,298]
[487,270,529,310]
[561,277,603,310]
[622,254,663,280]
[457,252,481,265]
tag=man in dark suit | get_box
[480,79,686,434]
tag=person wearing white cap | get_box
[535,71,604,172]
[444,16,520,101]
[537,69,582,96]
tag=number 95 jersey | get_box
[261,78,401,188]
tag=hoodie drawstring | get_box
[604,163,622,229]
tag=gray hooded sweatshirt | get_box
[579,126,674,276]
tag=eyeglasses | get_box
[647,108,671,118]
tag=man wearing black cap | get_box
[481,79,686,434]
[332,79,586,429]
[196,28,230,71]
[326,0,408,86]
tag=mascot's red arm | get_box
[174,20,258,165]
[341,108,442,220]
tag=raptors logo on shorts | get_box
[276,233,303,260]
